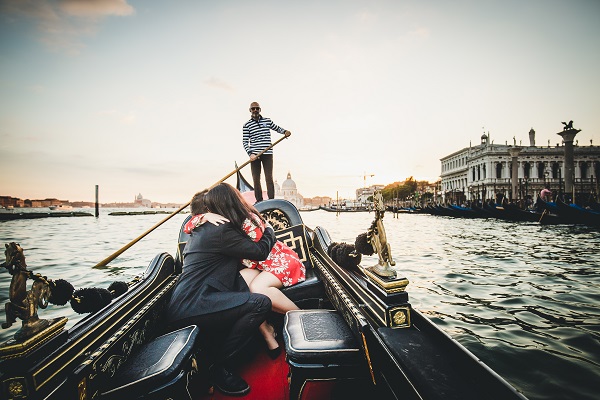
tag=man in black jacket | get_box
[167,187,277,396]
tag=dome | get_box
[481,133,488,139]
[281,172,296,190]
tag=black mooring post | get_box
[95,185,99,218]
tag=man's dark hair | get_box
[190,190,209,215]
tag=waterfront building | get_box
[134,193,152,208]
[440,129,600,204]
[356,185,385,203]
[275,172,304,208]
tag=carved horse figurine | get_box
[368,192,396,278]
[1,242,51,341]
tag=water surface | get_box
[1,209,599,400]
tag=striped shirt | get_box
[242,116,286,156]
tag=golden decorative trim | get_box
[276,226,313,268]
[78,377,87,400]
[313,253,388,327]
[5,377,28,398]
[0,317,67,360]
[361,332,376,385]
[388,306,411,328]
[363,266,409,293]
[33,256,174,390]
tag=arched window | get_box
[580,162,588,179]
[523,162,531,179]
[496,163,502,179]
[552,162,560,179]
[537,162,545,179]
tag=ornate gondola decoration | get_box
[1,242,129,344]
[364,191,396,278]
[327,242,361,271]
[1,243,52,341]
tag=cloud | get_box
[204,77,235,92]
[1,0,135,53]
[59,0,134,17]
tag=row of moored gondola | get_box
[393,197,600,227]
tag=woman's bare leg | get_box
[239,268,279,350]
[249,272,299,314]
[239,268,260,286]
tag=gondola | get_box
[319,205,370,212]
[535,197,591,226]
[1,197,528,400]
[554,197,600,226]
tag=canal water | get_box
[1,208,599,400]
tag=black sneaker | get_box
[209,364,250,396]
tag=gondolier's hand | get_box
[249,154,257,161]
[284,130,291,137]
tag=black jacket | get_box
[167,221,276,325]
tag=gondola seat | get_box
[282,309,365,400]
[100,325,199,400]
[274,223,324,308]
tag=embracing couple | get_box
[166,182,305,396]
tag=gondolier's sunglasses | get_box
[250,107,260,111]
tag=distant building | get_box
[304,196,332,207]
[134,193,152,208]
[356,185,385,203]
[440,129,600,204]
[275,172,304,208]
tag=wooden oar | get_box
[93,135,289,268]
[538,208,547,223]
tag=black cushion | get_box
[101,325,198,398]
[283,310,360,366]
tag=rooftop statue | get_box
[562,120,574,130]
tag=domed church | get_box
[275,172,304,208]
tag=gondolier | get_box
[243,101,291,203]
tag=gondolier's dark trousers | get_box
[251,154,274,202]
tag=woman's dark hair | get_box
[202,183,264,229]
[190,189,209,215]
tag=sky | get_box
[1,0,599,203]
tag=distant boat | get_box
[49,205,57,210]
[320,205,371,212]
[298,205,319,211]
[57,205,73,210]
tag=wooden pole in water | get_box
[93,135,289,268]
[95,185,99,218]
